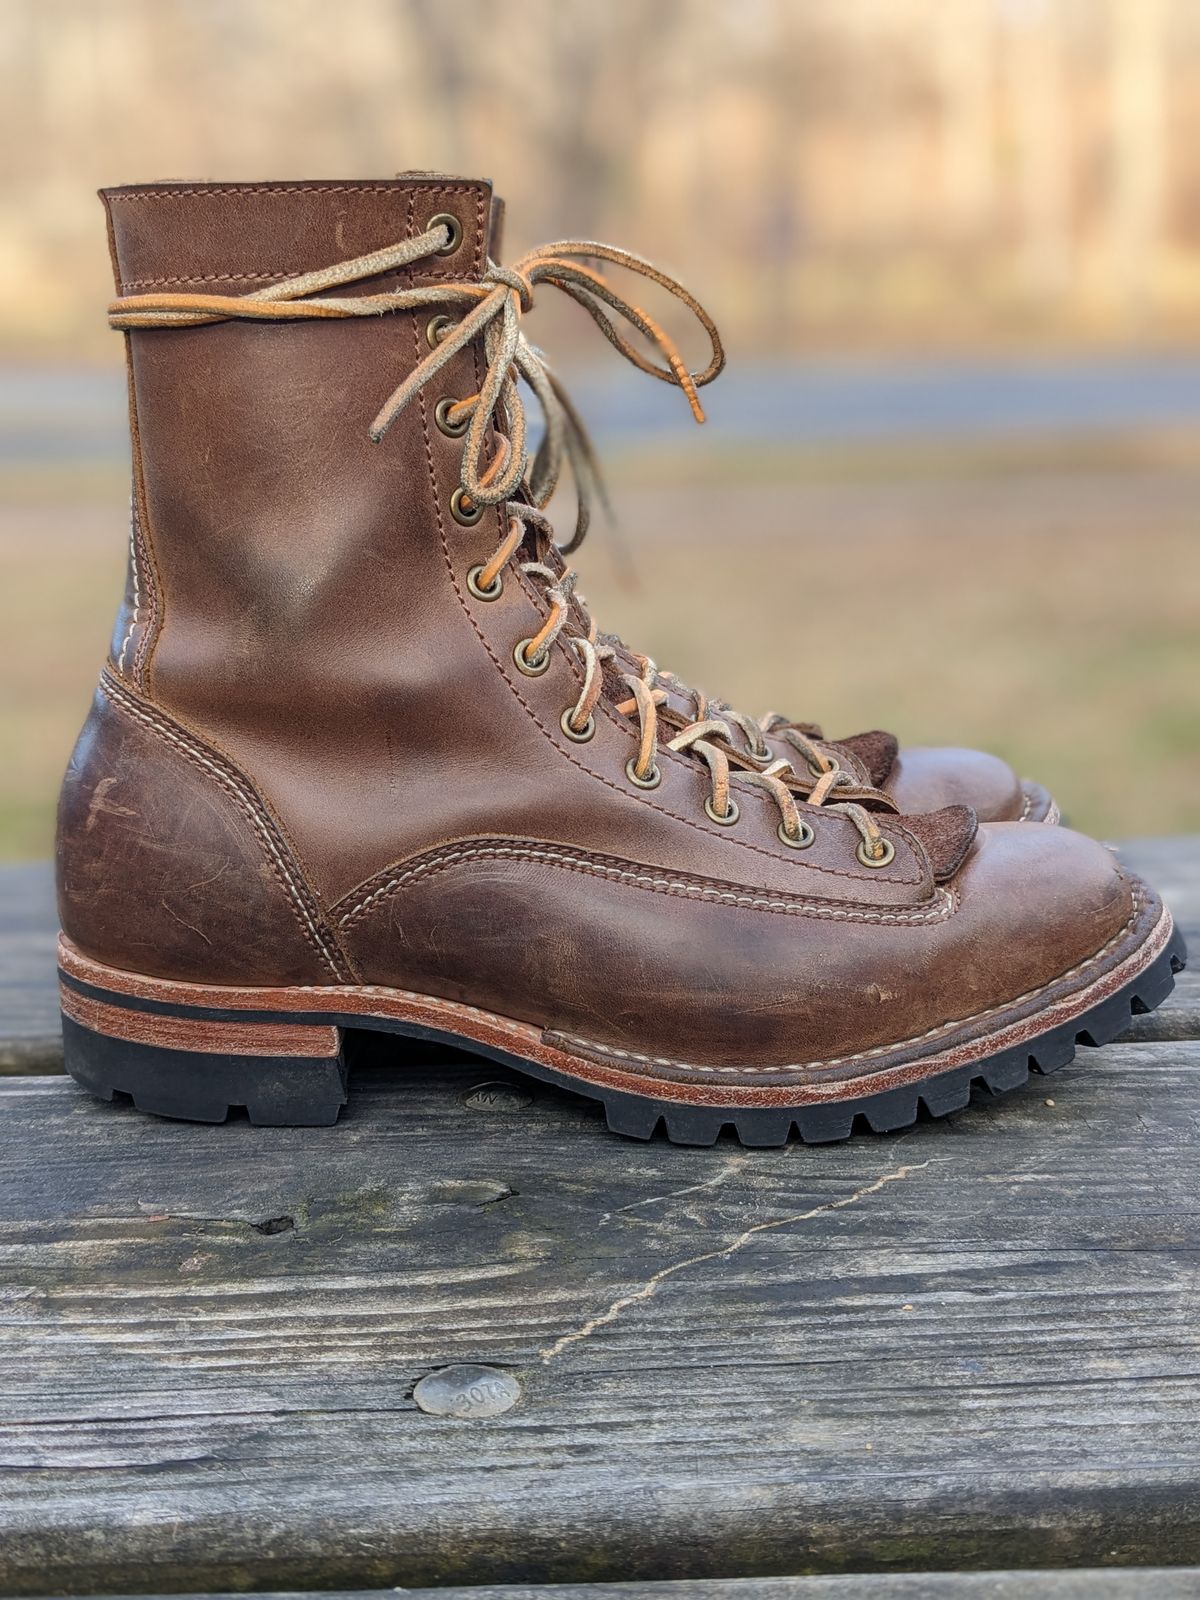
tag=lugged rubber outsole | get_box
[57,919,1187,1145]
[61,1015,352,1127]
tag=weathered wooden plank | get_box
[2,1030,1200,1593]
[416,1578,1200,1597]
[395,1577,1200,1599]
[4,837,1195,1072]
[52,1572,1200,1600]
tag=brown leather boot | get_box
[55,177,1183,1144]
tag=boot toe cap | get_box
[952,821,1141,1012]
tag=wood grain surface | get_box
[42,1571,1200,1599]
[0,840,1197,1593]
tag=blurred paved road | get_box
[4,356,1200,467]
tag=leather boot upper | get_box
[55,176,1148,1085]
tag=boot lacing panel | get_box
[109,220,893,868]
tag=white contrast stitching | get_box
[337,841,954,929]
[553,884,1146,1076]
[115,499,140,677]
[123,269,299,288]
[100,675,347,979]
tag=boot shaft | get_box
[106,178,502,862]
[102,178,600,902]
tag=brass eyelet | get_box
[807,753,840,780]
[513,638,551,677]
[450,487,483,526]
[428,212,463,255]
[560,707,596,743]
[435,397,470,438]
[426,314,456,350]
[625,757,662,790]
[466,563,502,601]
[856,836,897,869]
[778,819,815,849]
[704,796,740,827]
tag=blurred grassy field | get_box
[2,428,1198,860]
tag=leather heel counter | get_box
[56,677,350,985]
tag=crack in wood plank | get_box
[600,1158,748,1223]
[539,1158,932,1363]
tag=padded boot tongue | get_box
[900,804,978,881]
[830,729,901,787]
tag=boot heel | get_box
[60,1003,348,1127]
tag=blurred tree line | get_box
[1,0,1197,357]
